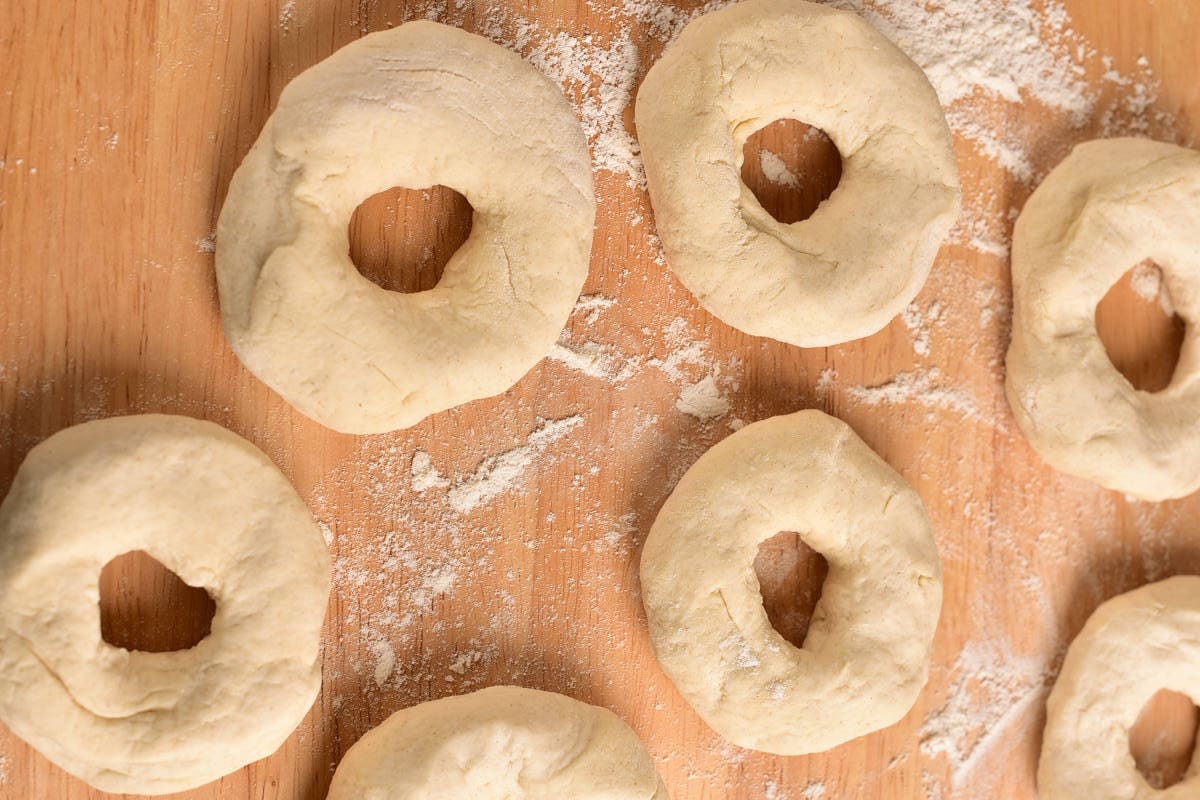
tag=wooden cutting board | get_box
[1,0,1198,798]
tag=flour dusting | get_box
[802,781,827,799]
[676,375,731,421]
[410,450,449,493]
[571,293,618,324]
[448,416,585,514]
[760,150,801,189]
[548,339,629,381]
[370,640,397,686]
[1130,260,1176,317]
[847,368,987,425]
[920,640,1051,795]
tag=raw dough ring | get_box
[0,415,330,794]
[217,21,595,434]
[1039,576,1200,800]
[326,686,669,798]
[639,409,942,754]
[635,0,960,347]
[1006,138,1200,501]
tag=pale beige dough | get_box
[0,415,329,794]
[635,0,960,347]
[1039,576,1200,800]
[1006,138,1200,501]
[217,21,595,434]
[326,686,669,798]
[639,409,942,754]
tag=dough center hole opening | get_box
[99,551,216,653]
[347,184,473,294]
[753,531,829,649]
[1095,260,1185,393]
[741,119,842,225]
[1129,688,1199,789]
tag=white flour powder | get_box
[448,415,585,514]
[760,150,801,189]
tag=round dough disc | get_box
[640,409,942,754]
[217,21,595,433]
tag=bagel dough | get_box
[635,0,960,347]
[326,686,669,799]
[1006,138,1200,501]
[1039,576,1200,800]
[0,415,330,794]
[217,21,595,434]
[639,410,942,754]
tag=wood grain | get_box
[1,1,1199,798]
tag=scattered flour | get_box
[802,781,827,799]
[548,339,630,381]
[279,0,296,29]
[1129,260,1176,317]
[762,775,826,799]
[571,293,618,324]
[410,450,449,493]
[648,317,742,422]
[676,375,731,421]
[525,31,644,188]
[902,300,944,357]
[814,367,838,398]
[447,648,488,675]
[447,415,585,514]
[195,232,216,253]
[920,640,1051,795]
[370,640,397,686]
[759,150,801,189]
[847,368,987,425]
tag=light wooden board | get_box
[2,1,1199,798]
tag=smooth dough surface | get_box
[635,0,960,347]
[0,415,330,794]
[326,686,669,799]
[217,21,595,434]
[1039,576,1200,800]
[639,409,942,754]
[1006,138,1200,501]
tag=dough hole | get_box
[99,551,216,653]
[1129,688,1199,789]
[753,531,828,648]
[1095,260,1186,393]
[347,184,473,294]
[740,119,842,225]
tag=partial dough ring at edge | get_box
[1005,137,1200,501]
[1038,576,1200,800]
[639,409,942,755]
[326,686,670,798]
[635,0,961,347]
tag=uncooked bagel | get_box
[639,409,942,754]
[326,686,669,798]
[1006,138,1200,501]
[0,415,329,794]
[1039,576,1200,800]
[635,0,960,347]
[217,21,595,434]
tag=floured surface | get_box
[0,1,1198,798]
